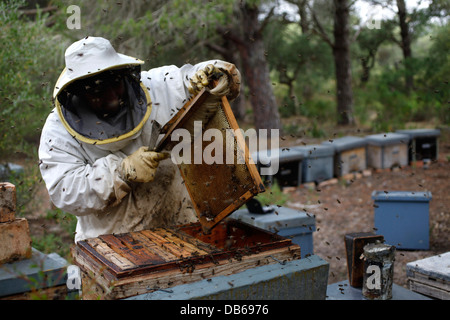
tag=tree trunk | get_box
[396,0,414,93]
[360,50,376,86]
[298,0,309,34]
[232,4,281,134]
[333,0,355,125]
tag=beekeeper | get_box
[39,36,240,242]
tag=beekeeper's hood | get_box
[53,36,151,149]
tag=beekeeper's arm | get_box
[38,114,166,216]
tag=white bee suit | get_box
[38,37,239,242]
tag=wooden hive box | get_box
[406,252,449,300]
[365,133,409,169]
[291,144,334,183]
[72,90,300,300]
[396,128,441,163]
[72,219,301,300]
[322,136,368,177]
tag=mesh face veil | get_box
[55,66,152,145]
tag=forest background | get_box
[0,0,448,265]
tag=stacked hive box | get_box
[365,133,409,169]
[252,148,304,188]
[293,144,335,183]
[322,136,368,177]
[406,252,449,300]
[396,128,441,163]
[0,182,32,265]
[231,206,316,258]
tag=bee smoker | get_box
[362,243,396,300]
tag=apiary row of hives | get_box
[253,128,441,188]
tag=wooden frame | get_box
[157,90,265,233]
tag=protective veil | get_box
[39,37,240,242]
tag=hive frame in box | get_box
[72,219,301,299]
[156,88,265,234]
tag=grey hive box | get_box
[0,248,69,299]
[396,128,440,163]
[365,133,409,169]
[231,206,316,258]
[252,148,304,188]
[406,252,449,300]
[322,136,368,176]
[292,144,334,183]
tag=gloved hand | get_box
[188,64,224,95]
[119,147,170,183]
[188,62,241,100]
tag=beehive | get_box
[292,144,334,183]
[407,252,449,300]
[322,136,367,177]
[372,191,431,250]
[365,133,409,169]
[72,219,300,299]
[396,129,440,163]
[252,148,304,188]
[232,206,316,258]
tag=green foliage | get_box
[353,22,450,130]
[32,208,76,258]
[255,182,289,207]
[419,24,450,123]
[0,0,64,156]
[3,156,44,217]
[265,20,333,118]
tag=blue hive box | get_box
[372,191,432,250]
[0,248,70,299]
[252,148,304,188]
[292,144,334,183]
[365,133,410,169]
[322,136,368,176]
[396,128,440,163]
[231,206,316,258]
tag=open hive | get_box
[72,219,301,299]
[72,90,301,300]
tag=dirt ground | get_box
[278,129,450,289]
[285,159,449,288]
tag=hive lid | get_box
[231,207,316,230]
[406,252,450,282]
[322,136,367,152]
[365,132,410,146]
[252,147,304,165]
[292,144,335,158]
[371,190,432,202]
[157,89,265,234]
[396,128,441,138]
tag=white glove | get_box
[188,62,241,100]
[119,147,170,183]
